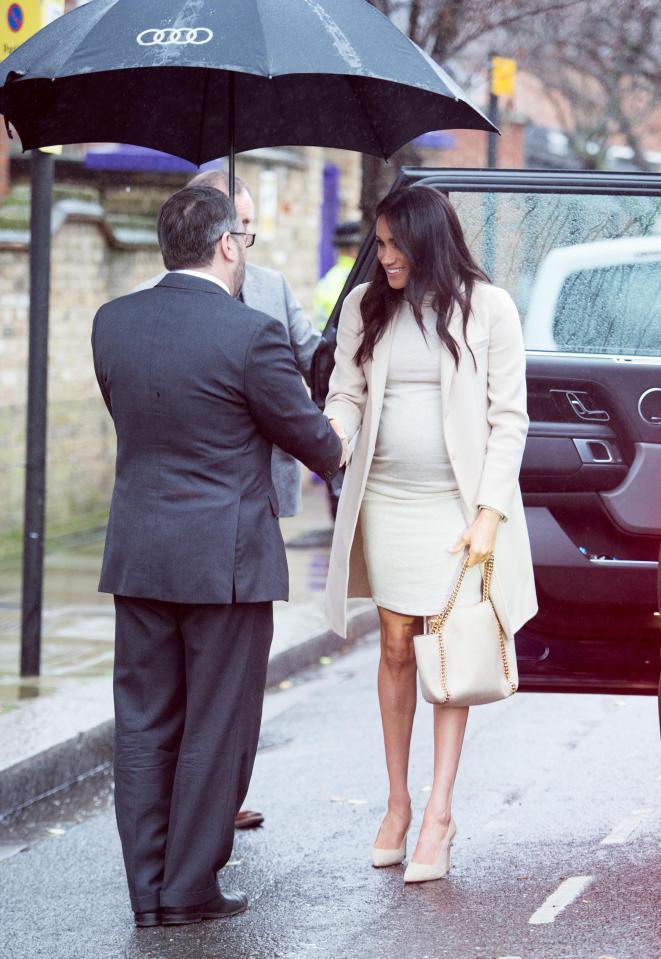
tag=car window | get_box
[448,190,661,357]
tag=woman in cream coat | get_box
[325,186,537,884]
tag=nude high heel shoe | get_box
[403,819,456,883]
[372,810,412,868]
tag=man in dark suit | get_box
[92,186,343,928]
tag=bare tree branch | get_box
[439,0,587,60]
[522,0,660,171]
[407,0,422,44]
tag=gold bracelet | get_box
[477,504,505,522]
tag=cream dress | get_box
[359,304,483,616]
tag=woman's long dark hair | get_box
[355,185,490,367]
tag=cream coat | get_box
[324,281,538,639]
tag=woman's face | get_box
[376,215,410,290]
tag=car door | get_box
[318,169,661,695]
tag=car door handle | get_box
[551,390,610,422]
[572,438,622,464]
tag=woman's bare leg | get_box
[374,607,422,849]
[410,704,468,863]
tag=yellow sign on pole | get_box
[491,56,517,98]
[1,0,63,62]
[1,0,42,61]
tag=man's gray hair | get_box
[187,169,251,198]
[157,186,237,271]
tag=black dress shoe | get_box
[134,910,161,928]
[161,890,248,926]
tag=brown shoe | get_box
[234,809,264,830]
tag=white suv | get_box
[523,235,661,355]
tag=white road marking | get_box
[601,807,652,845]
[529,875,593,925]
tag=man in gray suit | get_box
[137,170,321,519]
[94,187,343,926]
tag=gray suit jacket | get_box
[242,264,321,516]
[93,273,340,604]
[135,264,321,516]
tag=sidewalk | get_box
[0,478,378,818]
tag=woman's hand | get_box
[328,417,348,467]
[448,508,501,568]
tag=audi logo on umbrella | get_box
[137,27,214,46]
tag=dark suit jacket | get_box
[92,273,341,604]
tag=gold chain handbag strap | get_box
[427,556,516,701]
[428,556,493,634]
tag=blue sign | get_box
[8,3,24,33]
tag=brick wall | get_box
[0,221,165,546]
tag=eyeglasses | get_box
[229,231,256,249]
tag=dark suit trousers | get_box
[112,596,273,911]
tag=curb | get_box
[265,603,378,687]
[0,602,378,819]
[0,721,115,820]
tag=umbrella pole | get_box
[20,148,53,678]
[229,72,235,201]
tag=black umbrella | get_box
[0,0,496,191]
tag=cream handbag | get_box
[413,556,518,707]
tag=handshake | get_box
[328,417,348,468]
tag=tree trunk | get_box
[360,142,422,232]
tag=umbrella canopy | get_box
[0,0,496,167]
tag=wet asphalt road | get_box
[1,635,659,959]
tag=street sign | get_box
[1,0,40,60]
[1,0,63,62]
[491,56,517,98]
